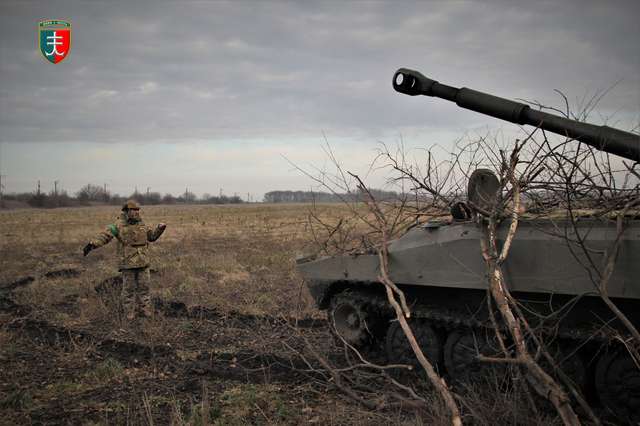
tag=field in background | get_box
[1,203,394,425]
[0,203,335,315]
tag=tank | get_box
[296,69,640,421]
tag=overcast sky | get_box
[1,0,638,200]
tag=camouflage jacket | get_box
[90,213,165,270]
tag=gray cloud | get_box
[0,1,638,195]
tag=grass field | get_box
[0,204,564,425]
[0,203,360,425]
[1,203,327,315]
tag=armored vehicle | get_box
[297,69,640,421]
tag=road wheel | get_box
[444,329,506,384]
[595,348,640,423]
[385,319,442,367]
[329,293,374,348]
[540,344,587,393]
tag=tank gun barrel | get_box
[393,68,640,162]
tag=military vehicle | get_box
[297,68,640,421]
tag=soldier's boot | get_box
[124,299,137,321]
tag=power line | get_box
[54,180,59,207]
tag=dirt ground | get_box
[0,203,385,425]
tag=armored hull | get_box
[297,68,640,421]
[300,218,640,304]
[298,217,640,421]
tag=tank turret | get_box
[392,68,640,162]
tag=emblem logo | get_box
[38,20,71,64]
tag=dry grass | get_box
[0,203,393,425]
[0,204,563,425]
[1,203,344,317]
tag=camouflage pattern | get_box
[86,208,165,322]
[90,212,165,270]
[121,268,152,320]
[122,199,140,211]
[87,209,165,321]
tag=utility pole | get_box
[0,174,5,209]
[0,141,4,208]
[37,180,41,196]
[54,180,59,207]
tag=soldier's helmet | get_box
[122,200,141,211]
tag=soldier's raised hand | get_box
[153,223,167,240]
[83,243,95,256]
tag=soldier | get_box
[83,200,166,320]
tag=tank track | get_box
[330,287,639,422]
[344,287,619,345]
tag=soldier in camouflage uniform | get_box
[83,200,166,320]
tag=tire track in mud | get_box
[0,296,32,316]
[0,268,80,293]
[6,316,318,387]
[0,276,36,316]
[153,298,324,330]
[0,275,35,293]
[0,269,80,298]
[43,268,82,279]
[1,272,323,387]
[0,271,80,316]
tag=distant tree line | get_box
[1,184,405,209]
[263,189,400,203]
[3,189,76,208]
[1,183,243,209]
[160,191,243,205]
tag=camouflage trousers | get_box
[121,267,153,320]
